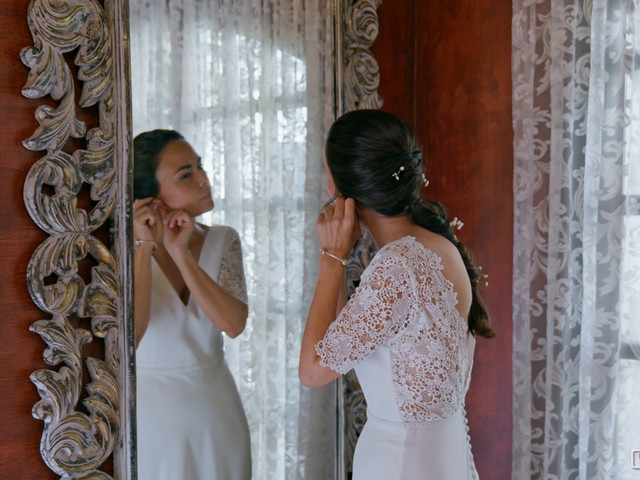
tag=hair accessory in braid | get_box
[391,165,405,181]
[478,265,489,287]
[449,217,464,231]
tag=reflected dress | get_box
[136,226,251,480]
[316,236,478,480]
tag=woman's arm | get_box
[162,210,248,337]
[133,197,163,347]
[172,248,248,338]
[134,243,154,346]
[302,244,416,391]
[299,197,360,388]
[299,257,346,388]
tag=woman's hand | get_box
[317,196,361,259]
[160,207,195,258]
[133,197,163,245]
[301,196,359,388]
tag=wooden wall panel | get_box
[373,2,514,478]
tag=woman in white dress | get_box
[133,130,251,480]
[300,110,495,479]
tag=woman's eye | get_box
[180,172,191,180]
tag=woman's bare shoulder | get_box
[412,228,459,262]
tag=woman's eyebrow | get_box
[174,164,193,175]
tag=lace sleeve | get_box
[218,229,248,304]
[315,252,415,374]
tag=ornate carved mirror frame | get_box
[20,0,134,476]
[19,0,381,477]
[333,1,382,477]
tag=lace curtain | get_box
[512,0,640,479]
[129,1,336,478]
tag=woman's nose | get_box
[196,170,208,186]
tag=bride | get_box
[300,109,496,480]
[132,130,251,480]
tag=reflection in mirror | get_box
[132,131,252,479]
[128,0,336,477]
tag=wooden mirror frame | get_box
[20,0,381,477]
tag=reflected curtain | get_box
[512,0,640,478]
[129,0,336,478]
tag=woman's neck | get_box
[357,208,417,248]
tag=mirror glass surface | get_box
[128,0,337,478]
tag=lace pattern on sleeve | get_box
[390,239,470,422]
[315,251,415,375]
[218,229,248,304]
[317,236,471,423]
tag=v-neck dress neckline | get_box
[136,225,252,480]
[152,227,211,308]
[137,226,229,371]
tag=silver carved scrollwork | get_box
[334,0,382,478]
[336,0,383,113]
[21,0,133,477]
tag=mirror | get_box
[19,0,381,478]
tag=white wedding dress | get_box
[136,226,251,480]
[317,236,478,480]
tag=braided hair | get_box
[325,109,494,338]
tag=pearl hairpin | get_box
[392,166,405,181]
[449,217,464,231]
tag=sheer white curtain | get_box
[512,0,640,478]
[129,1,336,478]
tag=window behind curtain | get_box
[618,14,640,469]
[512,1,640,478]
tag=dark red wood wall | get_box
[372,2,514,478]
[0,0,58,476]
[0,0,107,476]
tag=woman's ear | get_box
[326,173,337,198]
[323,155,338,198]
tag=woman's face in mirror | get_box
[154,139,214,216]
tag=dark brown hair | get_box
[325,109,495,338]
[133,129,184,199]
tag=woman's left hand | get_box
[160,207,195,257]
[317,196,361,259]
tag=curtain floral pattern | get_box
[512,0,640,478]
[129,0,336,478]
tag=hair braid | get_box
[408,200,495,338]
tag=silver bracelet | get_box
[135,239,158,253]
[319,248,347,266]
